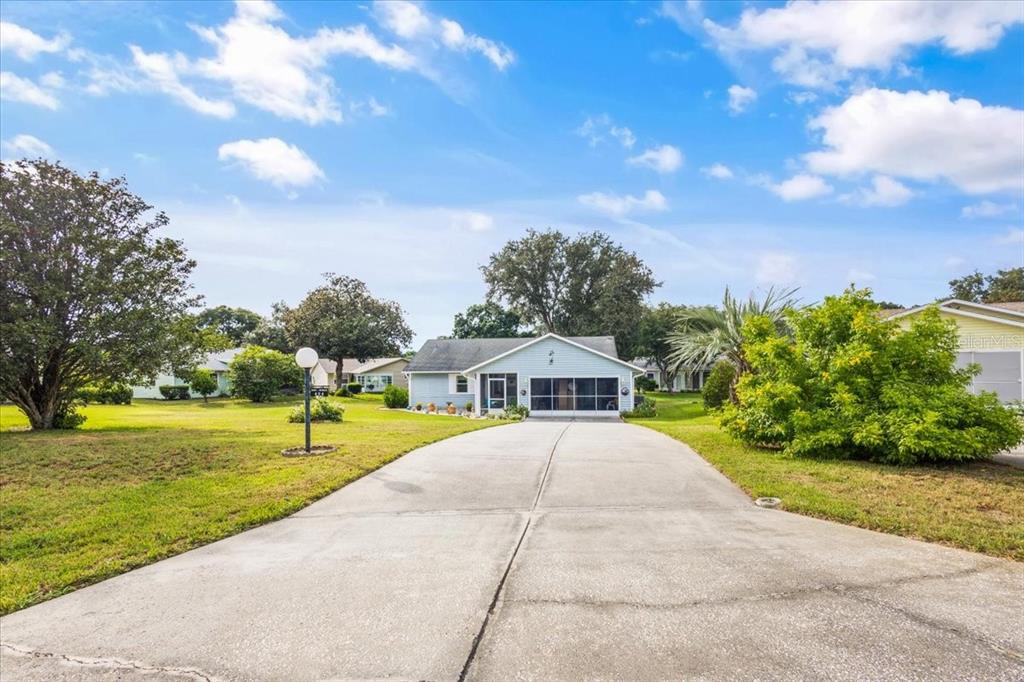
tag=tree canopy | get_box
[0,160,201,429]
[948,268,1024,303]
[284,275,412,375]
[481,229,659,355]
[634,303,688,388]
[452,301,529,338]
[197,305,262,346]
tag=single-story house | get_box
[311,359,337,391]
[132,347,244,399]
[404,333,643,417]
[883,299,1023,402]
[633,358,712,391]
[337,357,409,392]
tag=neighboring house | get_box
[405,333,643,417]
[352,358,409,392]
[311,359,337,391]
[633,358,712,391]
[132,347,244,399]
[883,299,1024,402]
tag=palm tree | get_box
[667,287,798,401]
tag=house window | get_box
[455,376,469,393]
[357,374,393,392]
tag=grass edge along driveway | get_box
[627,392,1024,561]
[0,396,498,614]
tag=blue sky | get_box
[2,0,1023,345]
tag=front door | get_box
[488,377,506,410]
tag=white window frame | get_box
[448,373,470,394]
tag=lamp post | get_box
[295,347,319,453]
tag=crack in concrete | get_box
[0,642,219,681]
[457,422,572,682]
[499,564,1024,665]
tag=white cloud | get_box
[610,126,636,149]
[995,228,1024,246]
[449,210,494,232]
[727,84,756,114]
[767,173,833,202]
[0,71,59,109]
[805,89,1024,194]
[578,189,668,217]
[701,163,734,179]
[703,1,1023,88]
[129,46,236,119]
[218,138,325,188]
[788,91,818,106]
[0,22,70,60]
[627,144,683,174]
[351,96,392,117]
[961,200,1018,219]
[756,252,799,285]
[578,189,670,217]
[1,133,53,159]
[844,175,914,207]
[374,1,515,70]
[575,114,636,149]
[439,18,515,70]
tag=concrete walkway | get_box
[2,421,1022,681]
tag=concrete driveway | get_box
[2,421,1022,681]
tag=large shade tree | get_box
[0,160,201,429]
[481,229,659,357]
[284,274,413,387]
[452,301,530,338]
[635,303,688,390]
[667,287,798,402]
[948,268,1024,304]
[197,305,262,346]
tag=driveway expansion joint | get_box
[1,642,218,681]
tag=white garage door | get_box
[956,350,1023,402]
[529,377,621,416]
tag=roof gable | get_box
[463,333,642,373]
[889,299,1024,328]
[405,335,625,373]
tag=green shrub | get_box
[722,288,1024,464]
[78,382,132,405]
[624,398,657,418]
[383,384,409,408]
[702,361,735,410]
[287,398,344,423]
[158,385,191,400]
[334,386,350,397]
[465,401,473,412]
[635,375,659,392]
[189,369,218,402]
[52,404,87,429]
[228,346,302,403]
[346,382,363,395]
[505,403,530,420]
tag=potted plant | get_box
[465,401,473,413]
[415,402,423,411]
[427,402,437,413]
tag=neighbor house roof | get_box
[406,335,620,373]
[200,347,244,372]
[318,358,337,373]
[885,299,1024,327]
[353,357,407,374]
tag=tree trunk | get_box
[336,359,345,391]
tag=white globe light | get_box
[295,347,319,369]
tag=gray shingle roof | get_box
[405,336,619,372]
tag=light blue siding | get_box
[471,337,637,412]
[408,373,474,410]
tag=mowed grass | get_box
[627,392,1024,561]
[0,396,496,614]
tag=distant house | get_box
[882,299,1024,402]
[405,333,643,417]
[634,358,712,391]
[351,358,409,392]
[132,347,244,399]
[311,359,337,391]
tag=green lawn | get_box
[0,396,496,614]
[627,392,1024,561]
